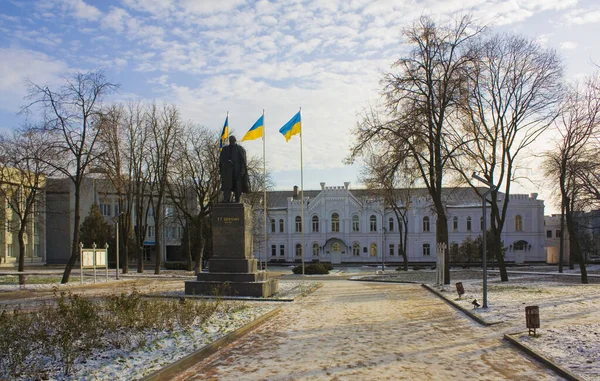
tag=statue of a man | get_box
[219,135,251,202]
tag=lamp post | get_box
[382,227,387,272]
[472,172,496,309]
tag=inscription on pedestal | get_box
[212,203,253,259]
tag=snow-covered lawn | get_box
[431,271,600,381]
[2,280,317,381]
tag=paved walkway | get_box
[172,281,563,381]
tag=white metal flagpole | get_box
[299,107,305,276]
[262,109,267,273]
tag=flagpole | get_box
[262,109,267,274]
[300,107,304,276]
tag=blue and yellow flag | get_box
[279,111,301,142]
[220,115,229,150]
[241,115,264,142]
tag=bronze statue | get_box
[219,135,250,202]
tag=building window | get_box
[312,243,320,256]
[423,243,431,256]
[515,215,523,231]
[271,245,276,256]
[331,213,340,232]
[389,243,394,257]
[352,215,359,232]
[556,230,561,238]
[370,215,377,232]
[34,244,40,257]
[100,203,111,216]
[148,226,155,238]
[353,243,360,256]
[514,241,526,250]
[178,226,184,239]
[148,207,154,217]
[453,216,458,231]
[295,244,302,257]
[7,244,13,257]
[466,216,472,232]
[114,204,120,217]
[295,216,302,232]
[370,243,377,257]
[279,219,284,233]
[388,217,394,232]
[332,242,341,252]
[546,230,552,238]
[480,216,483,231]
[279,244,285,256]
[422,216,430,232]
[312,215,319,232]
[271,219,276,233]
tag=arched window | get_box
[422,243,431,256]
[271,245,276,256]
[352,215,360,232]
[466,216,472,232]
[353,243,360,256]
[312,243,320,256]
[332,242,341,252]
[388,217,394,232]
[422,216,430,232]
[331,213,340,232]
[279,219,284,233]
[370,215,377,232]
[271,219,276,233]
[453,216,458,231]
[312,215,319,232]
[295,243,303,257]
[515,215,523,231]
[370,243,377,257]
[295,216,302,232]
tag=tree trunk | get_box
[62,183,82,284]
[17,228,26,273]
[565,202,588,284]
[436,212,450,284]
[194,220,204,274]
[137,244,144,273]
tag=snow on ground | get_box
[5,280,315,381]
[428,270,600,381]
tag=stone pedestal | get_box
[185,203,278,297]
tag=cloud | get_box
[0,48,69,113]
[103,7,130,33]
[559,41,577,50]
[564,7,600,25]
[60,0,102,21]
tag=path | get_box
[172,281,563,380]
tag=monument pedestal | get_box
[185,203,278,298]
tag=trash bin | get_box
[525,305,540,336]
[455,282,464,297]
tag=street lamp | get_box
[472,172,496,309]
[382,227,387,272]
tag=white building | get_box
[255,182,546,265]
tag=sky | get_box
[1,0,599,214]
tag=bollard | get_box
[525,306,540,336]
[455,282,464,298]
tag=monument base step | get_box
[196,271,267,283]
[184,278,278,298]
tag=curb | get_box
[503,333,584,381]
[140,306,282,381]
[421,284,502,326]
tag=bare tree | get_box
[168,124,221,274]
[23,70,118,283]
[0,126,56,272]
[454,34,563,281]
[543,74,600,283]
[359,140,417,271]
[147,103,180,274]
[349,16,481,284]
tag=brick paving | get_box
[172,281,563,381]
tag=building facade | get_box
[45,176,189,265]
[0,168,46,267]
[255,182,546,265]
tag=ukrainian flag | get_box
[279,111,301,142]
[241,115,264,142]
[220,115,229,150]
